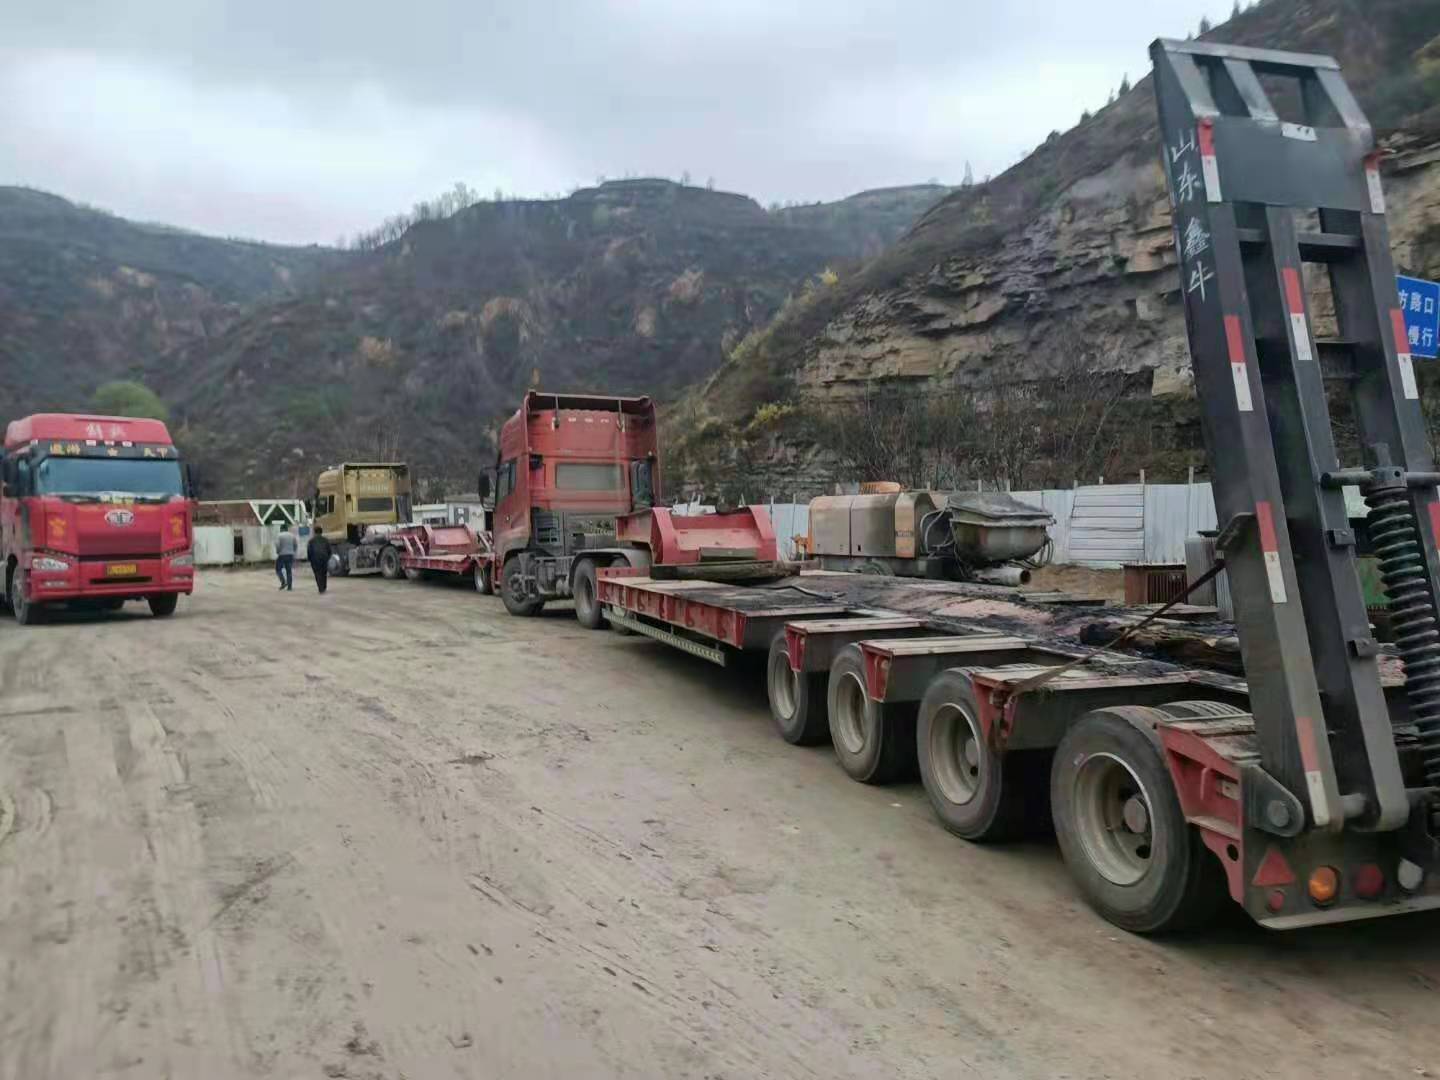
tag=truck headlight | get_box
[32,556,71,572]
[169,552,194,568]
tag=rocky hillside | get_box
[673,0,1440,499]
[155,180,946,496]
[0,187,338,420]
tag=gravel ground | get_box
[1,567,1438,1079]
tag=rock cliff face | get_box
[674,0,1440,500]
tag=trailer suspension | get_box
[1365,473,1440,798]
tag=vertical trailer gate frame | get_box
[1151,38,1440,840]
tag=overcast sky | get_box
[1,1,1231,246]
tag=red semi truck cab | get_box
[485,392,660,615]
[483,391,779,624]
[1,413,195,624]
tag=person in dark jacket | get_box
[307,525,334,594]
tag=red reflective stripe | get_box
[1295,715,1321,772]
[1429,503,1440,553]
[1391,308,1410,351]
[1282,267,1305,314]
[1224,314,1246,363]
[1256,500,1280,553]
[1198,118,1215,156]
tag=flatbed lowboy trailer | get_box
[575,40,1440,935]
[597,567,1437,932]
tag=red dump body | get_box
[392,523,492,576]
[0,413,194,613]
[616,506,779,564]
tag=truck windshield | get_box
[35,457,184,498]
[555,463,623,491]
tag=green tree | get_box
[91,380,170,422]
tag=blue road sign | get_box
[1397,275,1440,359]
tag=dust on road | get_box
[1,569,1438,1079]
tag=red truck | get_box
[481,392,779,625]
[1,413,195,624]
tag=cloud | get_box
[0,1,1230,243]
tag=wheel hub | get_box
[929,703,984,806]
[834,672,870,754]
[1073,753,1155,887]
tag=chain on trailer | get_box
[1151,39,1440,849]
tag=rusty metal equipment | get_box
[807,488,1051,582]
[1123,563,1190,606]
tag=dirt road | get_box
[2,569,1439,1079]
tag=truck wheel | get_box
[10,571,40,626]
[860,560,893,576]
[473,562,493,595]
[379,545,403,580]
[573,560,605,630]
[916,670,1026,841]
[1051,708,1223,934]
[147,594,179,618]
[827,644,917,783]
[501,558,544,617]
[766,633,829,745]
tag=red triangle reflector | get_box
[1251,846,1296,888]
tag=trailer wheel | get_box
[859,560,893,575]
[767,634,829,745]
[827,645,916,783]
[916,671,1026,841]
[379,545,403,580]
[473,561,493,595]
[573,560,605,630]
[147,594,178,618]
[1051,708,1223,933]
[501,557,544,617]
[10,571,40,626]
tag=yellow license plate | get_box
[107,563,138,577]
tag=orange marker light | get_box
[1308,866,1340,906]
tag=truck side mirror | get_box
[477,471,491,500]
[183,464,199,500]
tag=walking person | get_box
[274,522,297,591]
[307,525,334,594]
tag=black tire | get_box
[379,545,403,580]
[148,593,179,618]
[501,557,544,617]
[1051,707,1225,934]
[766,633,829,745]
[473,561,493,595]
[332,546,350,577]
[11,570,40,626]
[916,670,1028,841]
[573,560,605,630]
[827,644,917,784]
[859,559,894,576]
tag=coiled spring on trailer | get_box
[1366,479,1440,793]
